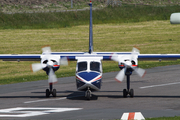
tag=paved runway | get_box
[0,65,180,119]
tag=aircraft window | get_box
[78,62,87,72]
[90,62,100,72]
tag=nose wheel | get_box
[85,88,92,100]
[46,83,57,97]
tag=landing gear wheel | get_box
[123,89,127,98]
[85,90,91,100]
[52,89,57,97]
[129,89,134,98]
[46,89,50,98]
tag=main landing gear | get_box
[123,69,134,98]
[46,83,57,97]
[85,88,92,100]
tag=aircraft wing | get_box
[50,52,133,61]
[138,54,180,61]
[90,52,180,61]
[63,52,180,61]
[0,54,41,61]
[71,52,180,61]
[1,53,180,62]
[0,52,90,61]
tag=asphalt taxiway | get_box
[0,65,180,119]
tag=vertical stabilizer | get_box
[89,1,93,54]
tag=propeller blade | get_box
[60,57,68,66]
[31,63,43,72]
[132,47,140,53]
[130,47,139,61]
[42,46,51,53]
[115,68,126,82]
[134,67,146,78]
[48,68,57,83]
[111,53,119,62]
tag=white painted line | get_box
[140,82,180,89]
[24,95,84,104]
[24,97,66,104]
[0,107,82,117]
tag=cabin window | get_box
[78,62,87,72]
[90,62,100,72]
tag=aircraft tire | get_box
[129,89,134,98]
[52,89,57,97]
[86,90,91,100]
[46,89,50,98]
[123,89,127,98]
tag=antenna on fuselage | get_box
[89,1,93,54]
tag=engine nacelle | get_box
[118,57,138,70]
[41,55,60,74]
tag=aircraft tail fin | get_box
[89,1,93,54]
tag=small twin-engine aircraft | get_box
[0,1,180,100]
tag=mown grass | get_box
[0,20,180,84]
[0,2,180,86]
[146,116,180,120]
[0,4,180,29]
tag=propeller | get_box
[31,46,68,83]
[112,47,146,82]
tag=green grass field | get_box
[146,116,180,120]
[0,20,180,85]
[2,2,180,85]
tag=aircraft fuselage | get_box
[76,58,102,92]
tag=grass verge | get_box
[146,116,180,120]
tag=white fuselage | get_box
[75,57,103,91]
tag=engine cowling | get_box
[118,57,138,70]
[41,55,60,75]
